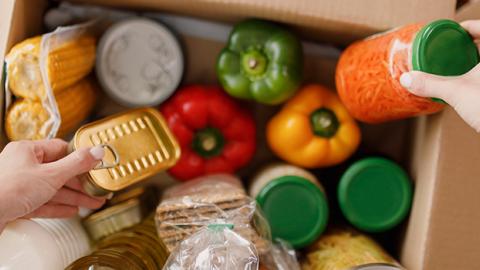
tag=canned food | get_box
[336,19,479,123]
[249,163,328,249]
[83,198,142,242]
[96,18,184,107]
[338,157,412,232]
[302,229,403,270]
[67,215,169,270]
[68,108,180,196]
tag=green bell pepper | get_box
[216,19,303,105]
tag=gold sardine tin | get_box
[70,108,180,196]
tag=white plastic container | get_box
[0,218,90,270]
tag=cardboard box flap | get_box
[456,1,480,22]
[70,0,456,44]
[403,107,480,270]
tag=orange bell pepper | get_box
[267,84,361,168]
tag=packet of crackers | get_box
[4,22,96,140]
[155,174,272,260]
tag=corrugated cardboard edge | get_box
[423,108,480,270]
[69,0,456,44]
[455,1,480,22]
[0,1,15,68]
[0,0,15,146]
[402,113,442,270]
[403,108,480,270]
[0,0,48,147]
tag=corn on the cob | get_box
[6,35,96,100]
[5,99,50,141]
[5,78,98,141]
[56,78,97,137]
[47,36,96,94]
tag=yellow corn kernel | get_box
[6,35,96,100]
[48,36,96,93]
[56,78,98,138]
[5,78,98,141]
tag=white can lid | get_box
[96,18,184,107]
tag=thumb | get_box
[400,71,462,101]
[41,146,105,188]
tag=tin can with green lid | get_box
[338,157,412,232]
[249,163,328,249]
[336,19,479,123]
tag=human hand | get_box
[400,20,480,132]
[0,139,106,230]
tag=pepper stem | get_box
[192,128,225,158]
[242,50,268,76]
[248,59,258,69]
[310,108,340,138]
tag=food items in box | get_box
[250,163,328,249]
[5,77,97,140]
[302,229,403,270]
[217,19,303,105]
[338,157,412,232]
[68,108,180,196]
[155,174,271,255]
[267,84,360,168]
[336,19,479,123]
[160,85,256,180]
[5,35,95,99]
[67,215,168,270]
[0,218,90,270]
[83,198,142,242]
[96,18,184,107]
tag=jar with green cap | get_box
[249,163,329,249]
[336,19,479,123]
[338,157,413,232]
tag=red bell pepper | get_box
[160,85,256,180]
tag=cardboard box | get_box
[68,0,456,45]
[456,0,480,21]
[401,107,480,270]
[2,1,479,270]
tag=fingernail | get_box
[106,193,113,200]
[89,146,105,160]
[400,73,413,89]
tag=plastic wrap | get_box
[260,239,300,270]
[156,174,272,268]
[4,22,95,140]
[163,224,259,270]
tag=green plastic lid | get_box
[412,19,479,103]
[256,175,328,249]
[338,157,412,233]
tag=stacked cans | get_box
[67,216,168,270]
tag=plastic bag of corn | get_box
[4,22,96,140]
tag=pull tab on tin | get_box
[94,144,120,170]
